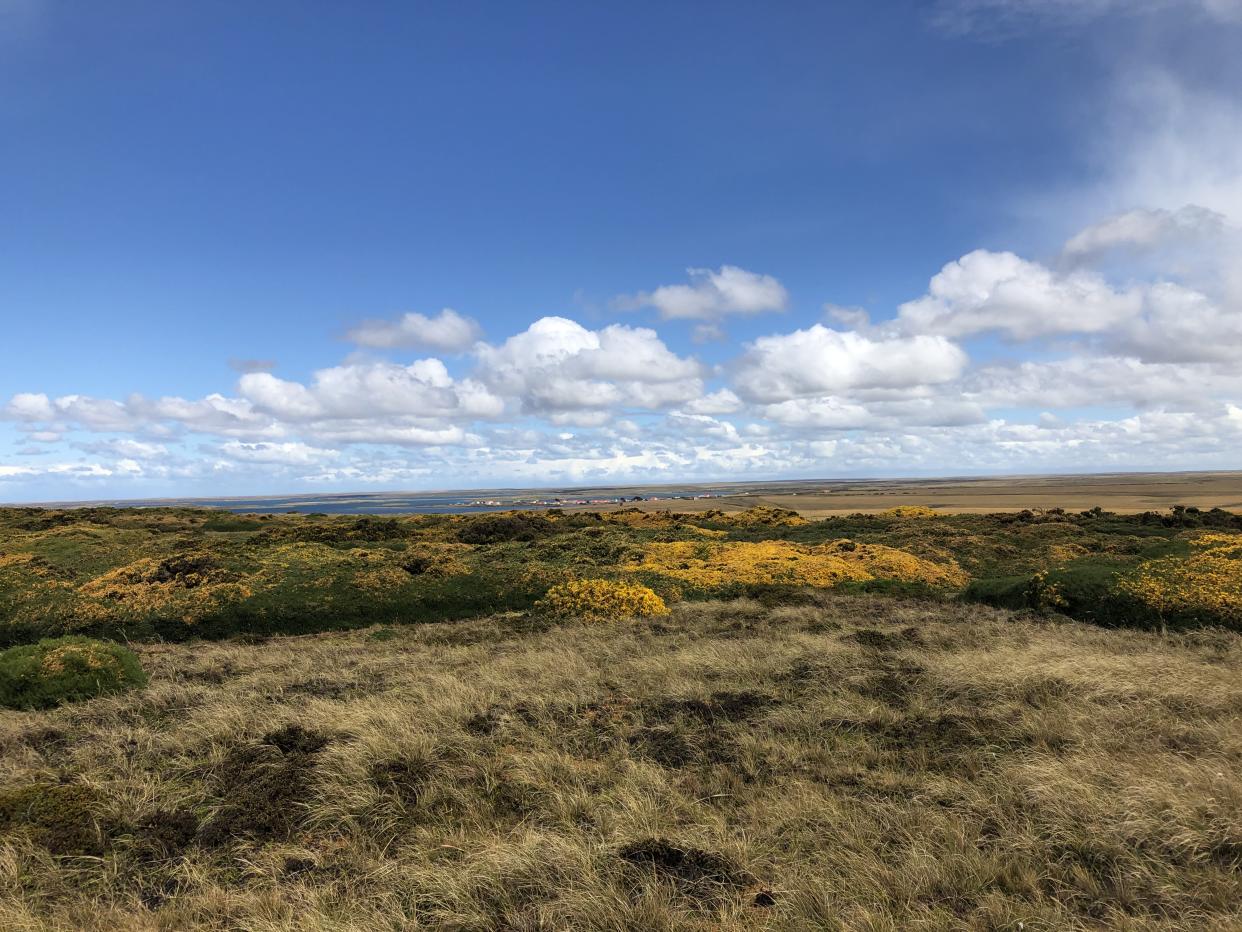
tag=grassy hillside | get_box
[1,595,1239,930]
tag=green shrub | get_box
[0,636,148,710]
[253,515,413,544]
[963,562,1160,629]
[962,574,1031,611]
[202,514,264,532]
[838,577,944,599]
[457,512,556,544]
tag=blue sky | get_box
[3,0,1242,500]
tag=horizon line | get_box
[6,467,1239,510]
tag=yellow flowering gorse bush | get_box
[703,507,809,527]
[625,539,968,589]
[78,556,253,625]
[1119,532,1242,623]
[596,506,806,529]
[536,578,670,621]
[349,544,470,594]
[1047,543,1090,564]
[880,505,940,519]
[1025,570,1068,611]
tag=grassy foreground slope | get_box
[2,595,1240,931]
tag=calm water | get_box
[93,485,760,515]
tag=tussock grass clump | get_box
[0,635,147,709]
[536,578,669,620]
[616,837,755,905]
[197,723,333,846]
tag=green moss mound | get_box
[0,783,117,855]
[0,636,148,710]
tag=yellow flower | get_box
[39,642,124,676]
[624,539,967,589]
[1118,532,1242,622]
[598,506,807,529]
[1048,543,1089,564]
[880,505,940,519]
[78,556,251,625]
[352,566,414,594]
[536,579,669,621]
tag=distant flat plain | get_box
[574,470,1242,517]
[27,470,1242,516]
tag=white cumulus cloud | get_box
[240,359,503,422]
[346,308,482,352]
[620,265,788,320]
[4,393,56,421]
[897,249,1142,340]
[682,389,743,415]
[1061,205,1229,264]
[220,441,338,465]
[733,325,968,404]
[475,316,703,418]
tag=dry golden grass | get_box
[1,595,1240,931]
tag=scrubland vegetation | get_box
[0,503,1240,929]
[1,503,1239,646]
